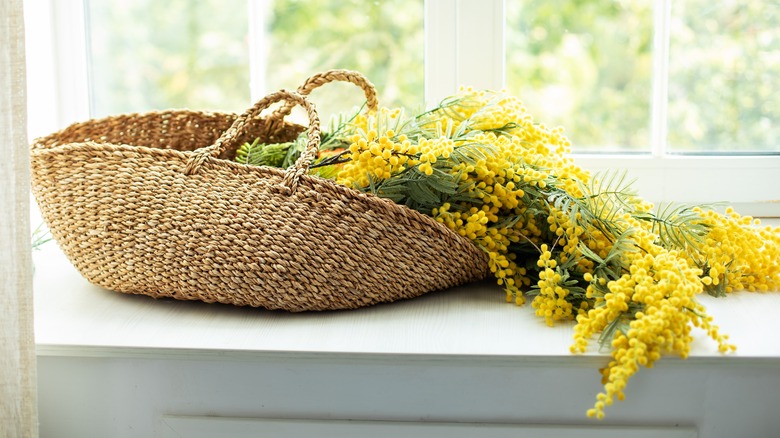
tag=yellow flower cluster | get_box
[335,109,416,187]
[570,221,737,419]
[417,136,455,175]
[290,86,780,420]
[459,89,529,133]
[423,88,527,134]
[688,207,780,293]
[417,97,593,314]
[335,107,464,186]
[531,245,575,325]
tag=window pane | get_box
[86,0,250,117]
[668,1,780,153]
[263,0,424,119]
[506,1,653,152]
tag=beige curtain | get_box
[0,0,38,436]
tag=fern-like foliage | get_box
[365,166,459,214]
[234,138,298,168]
[634,203,712,253]
[358,140,493,215]
[32,222,52,251]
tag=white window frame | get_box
[27,0,780,217]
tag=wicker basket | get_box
[30,70,489,311]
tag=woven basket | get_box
[31,70,489,311]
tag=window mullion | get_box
[247,0,270,101]
[454,0,504,91]
[424,0,458,106]
[650,0,672,158]
[49,0,90,126]
[425,0,504,106]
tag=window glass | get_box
[264,0,424,118]
[85,0,250,116]
[668,1,780,154]
[505,1,653,152]
[85,0,424,120]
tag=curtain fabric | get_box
[0,0,38,436]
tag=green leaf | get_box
[578,241,605,265]
[638,202,713,252]
[598,314,632,351]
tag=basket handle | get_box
[185,89,321,193]
[273,69,379,118]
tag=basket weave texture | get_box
[31,70,489,311]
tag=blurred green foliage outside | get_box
[86,0,779,153]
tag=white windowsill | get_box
[574,155,780,218]
[33,220,780,365]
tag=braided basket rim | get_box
[32,130,488,256]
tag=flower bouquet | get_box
[238,70,780,418]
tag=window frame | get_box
[30,0,780,216]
